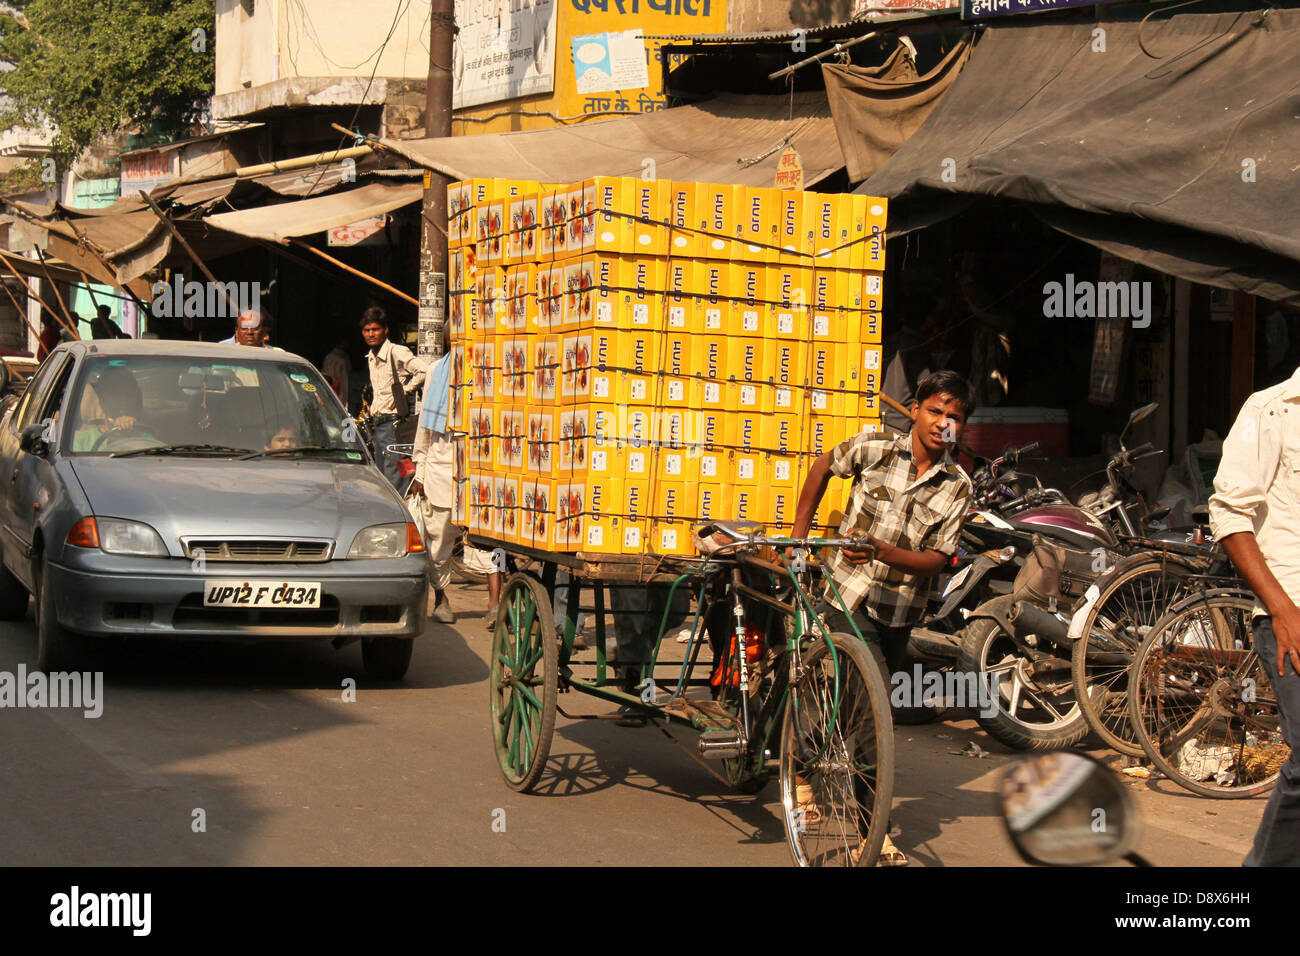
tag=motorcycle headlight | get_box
[348,523,424,559]
[98,518,169,557]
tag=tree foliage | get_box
[0,0,215,167]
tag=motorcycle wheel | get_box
[957,614,1090,752]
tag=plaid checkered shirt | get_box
[824,431,972,627]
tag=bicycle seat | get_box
[693,520,766,555]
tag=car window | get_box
[62,355,365,458]
[14,354,68,432]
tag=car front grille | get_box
[181,537,334,563]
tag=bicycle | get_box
[1127,581,1288,798]
[486,520,895,866]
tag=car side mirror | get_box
[999,752,1144,866]
[20,422,48,456]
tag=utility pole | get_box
[420,0,455,358]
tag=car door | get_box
[4,353,74,584]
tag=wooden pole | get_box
[0,250,80,339]
[34,246,79,333]
[0,269,47,346]
[286,238,419,306]
[140,192,240,317]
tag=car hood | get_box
[67,457,405,556]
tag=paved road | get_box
[0,579,1261,866]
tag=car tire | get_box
[0,563,29,620]
[361,637,413,681]
[35,557,81,672]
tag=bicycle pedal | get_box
[698,730,743,760]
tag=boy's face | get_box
[911,392,967,456]
[361,322,387,348]
[267,428,296,451]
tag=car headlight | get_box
[347,522,424,559]
[73,517,170,557]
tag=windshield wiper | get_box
[111,443,255,459]
[239,445,357,460]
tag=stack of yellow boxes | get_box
[448,175,887,557]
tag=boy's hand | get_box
[842,533,879,566]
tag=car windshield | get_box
[62,355,366,460]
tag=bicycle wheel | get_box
[1071,556,1197,756]
[779,631,894,866]
[489,573,558,793]
[1129,594,1287,798]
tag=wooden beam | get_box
[141,192,239,316]
[286,238,418,306]
[0,250,80,340]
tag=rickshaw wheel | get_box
[490,572,558,793]
[779,632,895,867]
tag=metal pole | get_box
[420,0,454,358]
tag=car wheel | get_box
[0,562,29,620]
[361,637,413,681]
[35,556,81,672]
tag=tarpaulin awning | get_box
[822,37,973,183]
[203,180,422,243]
[858,9,1300,304]
[381,93,843,187]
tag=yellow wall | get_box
[454,1,726,136]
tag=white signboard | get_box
[453,0,558,110]
[572,30,650,95]
[328,215,388,247]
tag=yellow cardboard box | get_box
[526,407,559,479]
[447,181,467,247]
[554,481,584,552]
[620,478,651,555]
[659,331,692,408]
[725,334,770,385]
[739,186,779,264]
[759,413,801,456]
[833,193,866,270]
[538,186,563,263]
[468,341,496,406]
[498,336,529,402]
[732,483,763,524]
[776,189,813,266]
[731,262,765,338]
[664,260,691,332]
[726,379,769,416]
[530,334,559,403]
[467,403,495,467]
[695,181,741,260]
[666,180,700,259]
[464,178,508,246]
[468,473,494,533]
[696,483,730,524]
[861,195,888,270]
[558,332,593,404]
[560,258,593,330]
[807,193,838,266]
[534,264,563,331]
[479,194,507,266]
[631,179,668,256]
[622,408,655,482]
[584,177,636,255]
[576,474,622,553]
[502,265,532,333]
[494,475,522,544]
[689,335,728,410]
[692,260,728,334]
[496,406,526,474]
[452,476,468,525]
[843,309,884,346]
[589,328,657,406]
[730,407,765,451]
[626,256,665,331]
[651,480,697,556]
[506,189,541,264]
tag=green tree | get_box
[0,0,215,168]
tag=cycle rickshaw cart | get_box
[473,522,896,867]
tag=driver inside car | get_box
[71,367,158,452]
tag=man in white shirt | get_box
[362,306,428,489]
[1209,366,1300,866]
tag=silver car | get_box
[0,340,429,679]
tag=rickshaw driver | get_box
[787,370,976,866]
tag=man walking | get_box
[1210,368,1300,866]
[362,306,427,489]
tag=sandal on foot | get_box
[875,834,908,867]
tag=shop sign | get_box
[453,0,558,110]
[961,0,1124,19]
[328,216,388,247]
